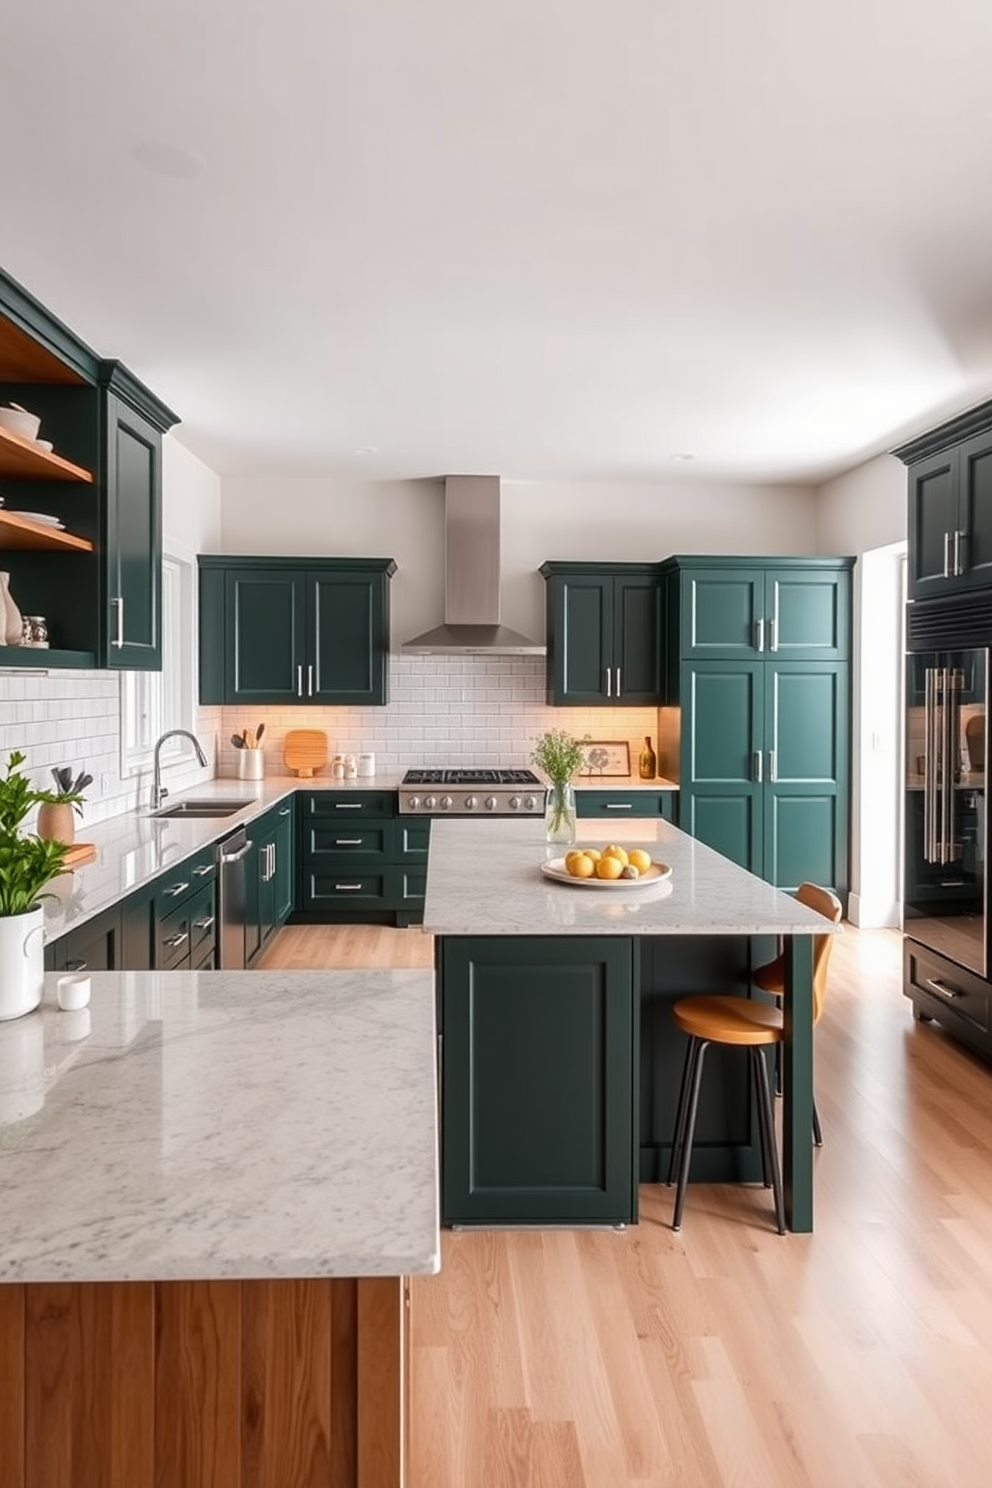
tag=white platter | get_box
[7,511,64,528]
[541,856,673,889]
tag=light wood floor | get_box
[261,922,992,1488]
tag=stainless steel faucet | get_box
[151,729,208,810]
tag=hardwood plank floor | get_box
[261,922,992,1488]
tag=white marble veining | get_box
[0,969,439,1282]
[424,817,841,937]
[41,773,408,944]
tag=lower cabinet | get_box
[439,936,637,1225]
[153,845,217,970]
[904,937,992,1061]
[246,802,295,966]
[297,793,429,926]
[46,902,122,973]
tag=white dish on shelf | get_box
[33,439,54,452]
[6,511,65,528]
[540,856,672,889]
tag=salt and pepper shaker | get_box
[332,755,345,780]
[344,753,358,779]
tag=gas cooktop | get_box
[399,768,544,815]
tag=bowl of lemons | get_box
[541,844,671,889]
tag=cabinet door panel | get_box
[308,571,387,704]
[768,569,850,660]
[686,665,761,784]
[683,793,761,873]
[765,663,848,893]
[680,569,764,659]
[614,576,660,701]
[957,430,992,591]
[907,450,958,601]
[764,794,841,892]
[104,396,161,670]
[225,571,305,703]
[273,805,295,924]
[547,575,611,703]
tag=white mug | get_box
[358,752,375,777]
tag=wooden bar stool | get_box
[667,882,842,1233]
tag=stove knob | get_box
[524,795,538,811]
[509,795,521,810]
[465,795,478,809]
[484,796,498,811]
[440,795,453,810]
[424,795,437,810]
[407,795,421,810]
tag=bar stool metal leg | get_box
[753,1040,786,1234]
[812,1099,823,1148]
[672,1037,710,1232]
[667,1034,702,1186]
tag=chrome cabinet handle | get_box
[297,664,303,696]
[925,977,961,1001]
[335,837,364,844]
[605,802,633,810]
[307,664,314,696]
[279,808,291,816]
[769,617,779,653]
[615,667,622,697]
[163,931,189,949]
[943,531,951,578]
[335,802,364,809]
[193,864,214,878]
[768,750,777,782]
[753,750,763,783]
[954,530,964,576]
[754,619,764,652]
[334,882,363,891]
[164,881,190,898]
[605,668,612,698]
[192,915,215,932]
[111,596,125,648]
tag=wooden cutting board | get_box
[60,842,97,871]
[284,729,328,778]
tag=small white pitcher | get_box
[0,904,46,1021]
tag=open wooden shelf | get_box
[0,645,96,669]
[0,511,93,551]
[0,423,93,482]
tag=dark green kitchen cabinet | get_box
[895,402,992,601]
[198,556,396,706]
[576,789,677,824]
[540,561,662,705]
[661,557,853,895]
[439,936,637,1225]
[246,802,295,965]
[0,268,178,672]
[45,904,121,973]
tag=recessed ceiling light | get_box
[671,453,695,463]
[353,445,378,456]
[133,142,207,179]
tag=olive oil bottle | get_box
[638,735,657,780]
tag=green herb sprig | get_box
[531,729,587,786]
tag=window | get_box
[120,553,194,774]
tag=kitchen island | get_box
[0,968,438,1488]
[424,816,837,1233]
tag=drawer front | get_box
[156,902,193,970]
[155,846,217,917]
[300,871,390,910]
[905,940,990,1034]
[188,883,217,960]
[192,944,216,972]
[577,791,675,819]
[301,791,395,819]
[303,822,394,859]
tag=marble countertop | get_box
[45,771,678,944]
[423,817,841,937]
[0,968,439,1282]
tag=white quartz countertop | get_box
[0,969,439,1283]
[423,817,841,937]
[42,773,408,944]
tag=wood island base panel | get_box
[0,1276,406,1488]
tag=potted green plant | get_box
[0,751,71,1021]
[36,763,92,846]
[531,729,586,845]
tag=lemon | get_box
[596,855,624,880]
[583,848,602,863]
[603,844,629,867]
[628,849,652,874]
[564,850,586,871]
[567,853,596,879]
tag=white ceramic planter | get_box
[0,904,46,1021]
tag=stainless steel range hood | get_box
[402,476,544,655]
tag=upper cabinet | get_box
[896,402,992,602]
[540,561,662,706]
[664,557,851,665]
[0,266,178,669]
[198,556,396,706]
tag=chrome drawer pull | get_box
[164,931,189,949]
[335,837,364,845]
[164,882,190,897]
[334,883,363,891]
[335,803,364,809]
[605,803,633,809]
[192,916,215,932]
[925,977,961,1000]
[193,865,214,878]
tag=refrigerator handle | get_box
[924,667,938,863]
[941,667,955,865]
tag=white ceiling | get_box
[4,0,992,485]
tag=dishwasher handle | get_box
[219,839,254,863]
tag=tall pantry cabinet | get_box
[660,556,853,895]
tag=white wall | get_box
[0,436,223,825]
[814,451,906,555]
[220,475,819,645]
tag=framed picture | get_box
[579,740,630,778]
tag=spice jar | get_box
[22,615,49,648]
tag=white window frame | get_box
[120,550,195,775]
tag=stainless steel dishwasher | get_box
[216,826,252,969]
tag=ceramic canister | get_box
[0,904,46,1021]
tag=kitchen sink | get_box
[151,799,250,819]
